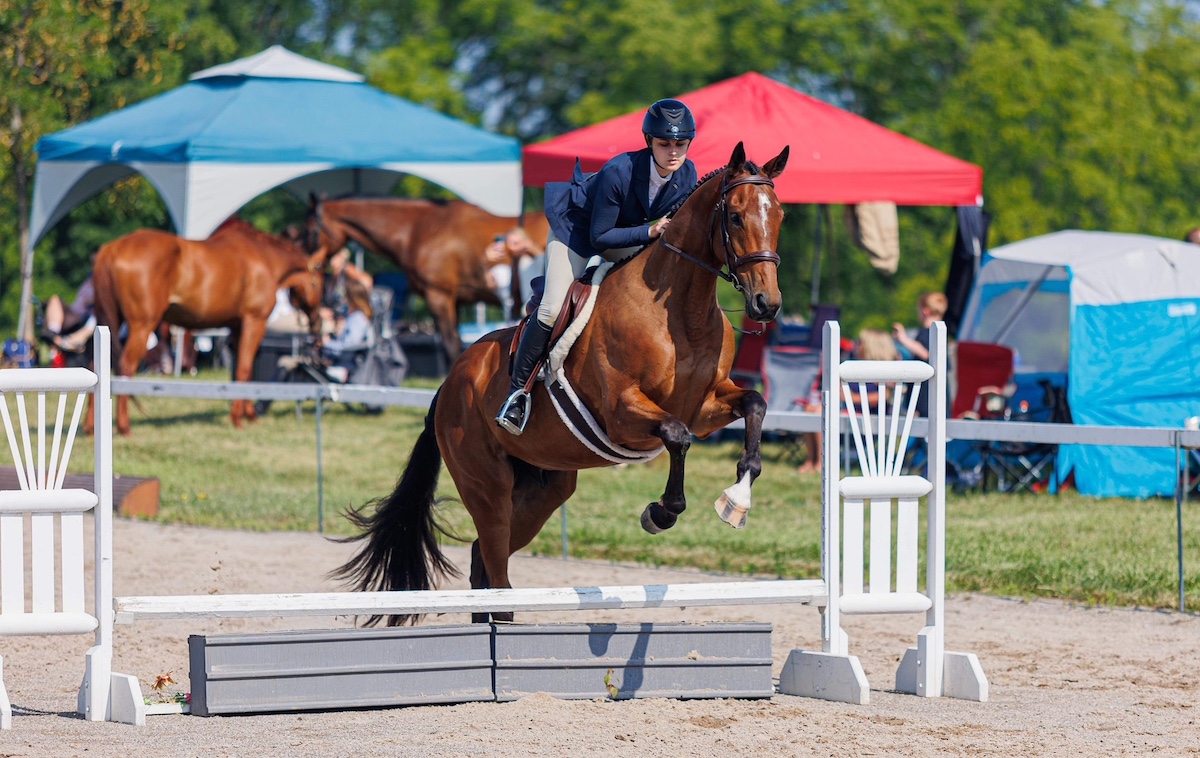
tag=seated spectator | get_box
[321,246,373,336]
[321,280,374,383]
[798,328,900,474]
[41,256,97,354]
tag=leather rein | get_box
[659,173,780,333]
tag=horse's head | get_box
[711,141,789,322]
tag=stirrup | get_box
[496,389,531,435]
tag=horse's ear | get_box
[726,141,746,172]
[763,145,790,179]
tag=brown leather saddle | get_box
[507,265,604,393]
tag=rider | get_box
[496,98,699,435]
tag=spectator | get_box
[1184,228,1200,245]
[40,255,98,354]
[892,291,946,417]
[321,246,373,336]
[322,280,374,383]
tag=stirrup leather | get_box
[496,389,531,435]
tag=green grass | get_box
[96,370,1199,611]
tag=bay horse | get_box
[304,197,550,363]
[335,142,789,625]
[92,219,325,435]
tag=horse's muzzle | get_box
[746,292,780,322]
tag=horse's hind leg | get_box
[115,321,156,436]
[466,465,577,623]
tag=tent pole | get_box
[810,204,823,310]
[1176,435,1186,612]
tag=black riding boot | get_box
[496,319,553,435]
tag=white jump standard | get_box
[779,321,988,704]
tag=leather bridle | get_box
[660,173,780,295]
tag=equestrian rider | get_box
[496,98,699,435]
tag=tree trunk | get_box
[13,101,33,343]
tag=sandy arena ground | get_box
[2,518,1197,757]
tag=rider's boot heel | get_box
[495,319,553,436]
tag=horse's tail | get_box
[90,244,124,363]
[330,390,460,626]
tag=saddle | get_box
[507,265,605,393]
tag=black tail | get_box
[330,391,461,625]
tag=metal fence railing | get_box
[111,377,1199,611]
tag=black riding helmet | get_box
[642,99,696,141]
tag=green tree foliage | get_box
[5,0,1200,341]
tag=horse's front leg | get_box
[605,390,692,534]
[694,381,767,529]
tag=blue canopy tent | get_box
[21,46,523,336]
[958,231,1200,497]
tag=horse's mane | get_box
[665,160,764,219]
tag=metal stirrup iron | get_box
[496,389,531,435]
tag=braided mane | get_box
[665,159,763,219]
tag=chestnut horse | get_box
[305,197,549,363]
[335,142,789,625]
[92,219,325,435]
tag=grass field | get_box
[100,376,1199,611]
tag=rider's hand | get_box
[649,217,670,238]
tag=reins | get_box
[659,171,780,335]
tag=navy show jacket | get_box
[544,148,698,259]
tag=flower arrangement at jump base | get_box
[144,671,191,715]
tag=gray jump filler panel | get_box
[493,622,773,701]
[188,625,494,716]
[188,621,773,716]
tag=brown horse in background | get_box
[335,142,789,625]
[305,197,550,363]
[93,219,325,435]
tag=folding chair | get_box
[952,342,1015,420]
[761,346,821,463]
[953,344,1060,494]
[978,379,1067,494]
[729,316,776,390]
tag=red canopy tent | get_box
[522,72,982,207]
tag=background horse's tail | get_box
[91,244,124,361]
[330,391,460,626]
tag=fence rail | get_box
[109,376,1196,612]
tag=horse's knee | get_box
[742,391,767,419]
[657,417,691,455]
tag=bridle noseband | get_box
[660,173,780,295]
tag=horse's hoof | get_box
[714,495,749,529]
[640,503,674,534]
[714,473,753,529]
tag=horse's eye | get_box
[730,212,743,227]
